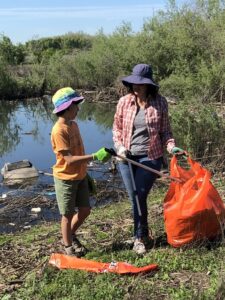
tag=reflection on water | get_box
[0,98,116,193]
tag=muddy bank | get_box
[3,86,121,103]
[0,174,125,234]
[0,183,59,233]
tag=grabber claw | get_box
[105,148,117,156]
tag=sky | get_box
[0,0,186,44]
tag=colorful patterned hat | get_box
[52,87,84,114]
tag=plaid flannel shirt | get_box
[113,93,175,160]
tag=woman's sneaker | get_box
[133,240,146,255]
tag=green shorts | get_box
[54,176,90,215]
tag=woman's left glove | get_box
[171,147,187,157]
[92,147,111,162]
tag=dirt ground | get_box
[0,174,224,297]
[0,175,127,294]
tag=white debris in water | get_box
[23,225,31,229]
[31,207,41,213]
[1,193,7,199]
[9,223,15,226]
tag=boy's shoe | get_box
[72,235,88,255]
[64,245,77,256]
[133,240,146,255]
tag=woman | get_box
[113,64,184,254]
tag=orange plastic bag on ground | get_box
[49,253,158,274]
[164,156,225,247]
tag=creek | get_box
[0,98,119,233]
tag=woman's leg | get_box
[119,158,162,240]
[118,162,137,235]
[134,157,162,239]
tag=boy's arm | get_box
[60,148,111,164]
[59,150,93,165]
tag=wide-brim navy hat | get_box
[122,64,159,87]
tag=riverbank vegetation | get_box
[1,0,225,103]
[1,0,225,165]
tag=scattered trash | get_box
[31,207,41,213]
[49,253,159,274]
[23,225,31,230]
[0,193,7,199]
[1,160,39,180]
[9,223,15,226]
[43,191,55,196]
[30,213,38,218]
[38,171,53,177]
[22,132,34,135]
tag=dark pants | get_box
[119,156,162,239]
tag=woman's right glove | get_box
[92,147,111,162]
[117,146,129,161]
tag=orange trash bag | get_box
[49,253,158,274]
[164,156,225,247]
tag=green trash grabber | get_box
[105,148,183,183]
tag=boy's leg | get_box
[71,207,91,233]
[54,177,77,252]
[61,214,73,246]
[71,176,91,235]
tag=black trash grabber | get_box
[105,148,183,183]
[127,160,142,217]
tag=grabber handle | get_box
[105,148,183,183]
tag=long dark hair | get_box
[126,83,159,98]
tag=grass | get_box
[0,184,225,300]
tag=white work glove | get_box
[117,145,128,162]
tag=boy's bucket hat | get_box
[122,64,158,87]
[52,87,84,114]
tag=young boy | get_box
[51,87,111,256]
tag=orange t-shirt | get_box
[51,121,87,180]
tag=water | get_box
[0,98,120,232]
[0,98,116,194]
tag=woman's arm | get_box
[112,97,124,150]
[160,97,175,153]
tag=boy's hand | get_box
[92,148,111,162]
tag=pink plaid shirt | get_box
[113,93,175,160]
